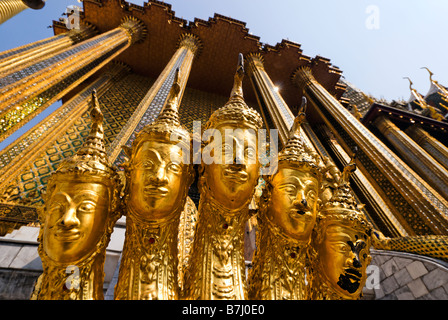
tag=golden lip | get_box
[144,186,169,197]
[223,168,248,182]
[289,209,310,219]
[55,229,81,241]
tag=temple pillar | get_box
[0,0,44,25]
[0,22,97,75]
[0,16,146,142]
[245,53,407,237]
[292,66,448,236]
[107,33,202,164]
[405,125,448,171]
[246,53,293,146]
[0,62,130,194]
[374,116,448,200]
[311,122,409,237]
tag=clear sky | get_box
[1,0,447,100]
[0,0,447,149]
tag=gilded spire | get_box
[138,68,189,143]
[277,97,321,177]
[127,68,191,166]
[324,151,358,211]
[229,53,244,101]
[421,67,434,83]
[318,151,371,233]
[145,68,181,128]
[52,89,118,181]
[204,53,263,131]
[76,89,106,159]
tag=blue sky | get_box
[0,0,447,149]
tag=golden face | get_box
[318,223,372,299]
[267,167,318,241]
[203,125,259,210]
[43,180,110,264]
[128,140,190,221]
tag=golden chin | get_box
[126,139,193,222]
[42,179,112,264]
[201,125,260,210]
[266,167,319,242]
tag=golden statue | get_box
[184,54,263,300]
[319,155,342,206]
[308,155,373,300]
[248,98,322,300]
[114,69,195,300]
[31,90,122,300]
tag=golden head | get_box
[42,90,122,265]
[259,98,322,242]
[123,69,194,222]
[313,157,372,299]
[200,53,263,210]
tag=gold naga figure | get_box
[248,98,322,300]
[31,90,122,300]
[114,68,195,300]
[308,154,373,300]
[184,53,263,300]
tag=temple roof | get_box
[362,102,448,140]
[52,0,344,108]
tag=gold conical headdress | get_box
[204,53,263,131]
[318,152,372,234]
[131,68,191,152]
[51,90,119,183]
[277,97,321,178]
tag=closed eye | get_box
[279,184,297,194]
[78,201,96,213]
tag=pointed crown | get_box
[277,97,321,178]
[204,53,263,132]
[132,68,191,151]
[317,152,372,234]
[49,89,120,186]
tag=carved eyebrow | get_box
[50,191,71,204]
[305,180,318,188]
[325,231,352,242]
[280,176,302,185]
[73,190,100,202]
[134,148,162,166]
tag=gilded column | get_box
[312,122,409,237]
[0,22,97,75]
[374,116,448,200]
[292,67,448,236]
[107,33,202,164]
[0,63,130,194]
[0,16,146,142]
[246,53,294,146]
[405,125,448,171]
[244,53,404,237]
[0,0,44,25]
